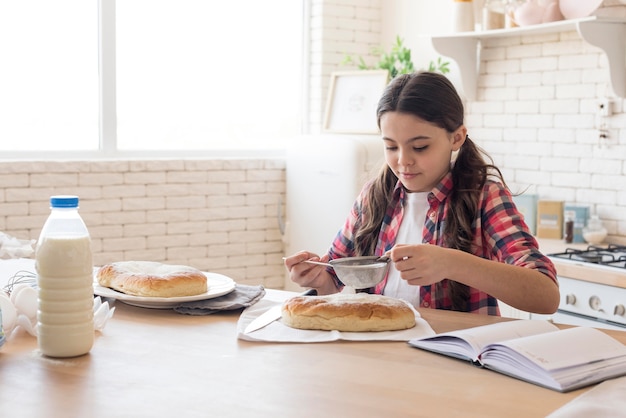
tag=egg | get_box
[0,293,17,335]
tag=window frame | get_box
[1,0,307,160]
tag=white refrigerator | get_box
[283,134,384,291]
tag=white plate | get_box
[93,272,236,309]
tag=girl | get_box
[284,71,559,315]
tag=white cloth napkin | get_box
[237,298,436,343]
[547,376,626,417]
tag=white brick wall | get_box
[469,30,626,239]
[0,159,286,289]
[308,0,382,133]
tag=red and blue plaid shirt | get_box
[328,172,558,315]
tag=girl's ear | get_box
[451,126,467,151]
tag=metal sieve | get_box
[304,256,391,289]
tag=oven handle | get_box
[555,309,626,329]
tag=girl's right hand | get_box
[283,251,339,295]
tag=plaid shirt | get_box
[328,172,558,315]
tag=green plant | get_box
[427,56,450,74]
[342,36,450,79]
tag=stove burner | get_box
[548,244,626,269]
[579,253,603,263]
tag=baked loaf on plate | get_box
[96,261,208,297]
[281,293,416,332]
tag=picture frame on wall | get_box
[323,70,390,134]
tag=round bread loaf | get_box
[281,293,416,332]
[96,261,208,297]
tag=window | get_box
[116,0,303,152]
[0,0,304,155]
[0,1,99,151]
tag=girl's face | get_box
[380,111,466,193]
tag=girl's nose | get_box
[398,149,414,166]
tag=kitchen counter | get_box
[536,238,589,255]
[2,261,626,417]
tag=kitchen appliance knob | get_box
[565,294,576,305]
[614,304,626,317]
[589,295,602,311]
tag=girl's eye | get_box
[385,146,398,151]
[414,146,428,152]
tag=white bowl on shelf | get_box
[559,0,603,20]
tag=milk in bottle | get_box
[36,195,94,357]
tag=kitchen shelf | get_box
[430,16,626,100]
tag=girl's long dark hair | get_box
[353,71,505,312]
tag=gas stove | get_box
[542,245,626,330]
[549,244,626,269]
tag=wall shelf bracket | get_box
[431,37,479,101]
[576,19,626,98]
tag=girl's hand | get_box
[283,251,338,294]
[389,244,452,286]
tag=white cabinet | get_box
[430,16,626,99]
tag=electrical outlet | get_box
[597,97,612,117]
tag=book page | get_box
[409,319,558,362]
[485,327,626,371]
[479,327,626,392]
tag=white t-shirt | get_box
[383,191,429,307]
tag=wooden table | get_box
[1,264,624,417]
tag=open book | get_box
[408,320,626,392]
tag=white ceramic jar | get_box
[452,0,476,32]
[36,195,94,357]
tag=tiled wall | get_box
[0,159,287,288]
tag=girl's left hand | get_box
[388,244,452,286]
